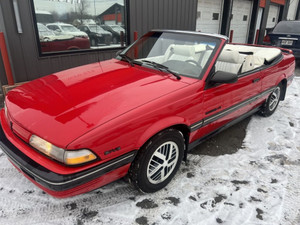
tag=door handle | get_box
[252,78,260,83]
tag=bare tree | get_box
[76,0,90,24]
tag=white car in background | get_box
[46,23,89,39]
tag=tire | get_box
[259,84,282,117]
[129,128,185,193]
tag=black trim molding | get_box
[188,106,260,151]
[190,86,275,132]
[0,125,136,191]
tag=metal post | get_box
[229,30,233,43]
[258,0,271,45]
[279,0,289,21]
[255,29,259,44]
[296,0,300,20]
[0,32,14,85]
[133,31,138,58]
[120,31,124,47]
[247,0,260,44]
[134,31,138,41]
[221,0,233,37]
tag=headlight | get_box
[29,135,97,165]
[64,150,97,165]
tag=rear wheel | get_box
[129,129,184,193]
[259,84,281,117]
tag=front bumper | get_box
[0,114,136,198]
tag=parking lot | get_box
[0,63,299,225]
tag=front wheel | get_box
[259,84,281,117]
[129,129,185,193]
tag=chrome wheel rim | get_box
[147,141,179,184]
[269,87,280,111]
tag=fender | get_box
[134,116,189,149]
[275,73,286,87]
[275,73,287,100]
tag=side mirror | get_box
[210,71,238,84]
[55,29,61,33]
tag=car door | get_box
[189,75,229,143]
[220,70,262,122]
[190,69,262,143]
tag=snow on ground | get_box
[0,78,300,225]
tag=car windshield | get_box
[89,25,105,33]
[121,31,221,78]
[37,23,55,36]
[273,21,300,34]
[61,25,79,32]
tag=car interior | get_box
[218,44,282,75]
[137,43,282,78]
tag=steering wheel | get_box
[185,59,201,68]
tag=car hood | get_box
[63,31,87,37]
[6,59,190,148]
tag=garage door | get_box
[287,0,299,20]
[196,0,223,34]
[267,4,279,28]
[230,0,253,43]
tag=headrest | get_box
[172,45,195,57]
[254,48,281,62]
[194,44,207,53]
[218,50,240,63]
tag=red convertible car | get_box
[0,30,295,198]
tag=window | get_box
[212,13,219,21]
[32,0,127,54]
[243,15,247,21]
[197,11,201,19]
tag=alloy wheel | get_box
[269,87,280,111]
[147,141,179,184]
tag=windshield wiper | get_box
[119,54,142,67]
[119,54,134,66]
[141,60,181,80]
